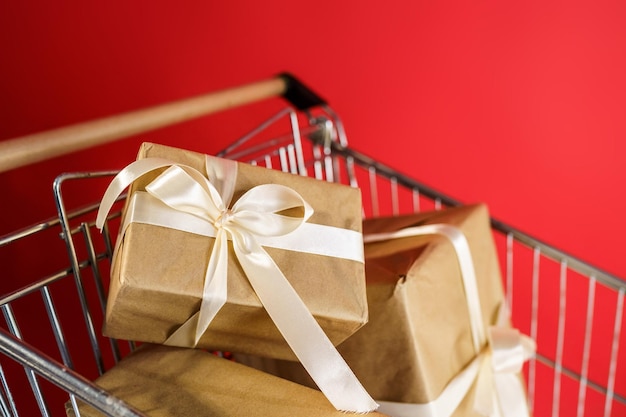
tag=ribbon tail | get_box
[233,239,378,413]
[474,353,495,416]
[196,230,230,343]
[494,374,530,417]
[164,312,201,347]
[165,230,229,347]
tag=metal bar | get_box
[0,253,109,306]
[288,110,308,176]
[278,147,289,173]
[102,220,115,263]
[369,166,379,217]
[535,352,626,405]
[552,260,568,417]
[0,219,58,248]
[80,224,108,316]
[604,288,624,417]
[81,223,122,365]
[0,194,115,248]
[0,384,13,417]
[287,144,298,175]
[577,276,597,417]
[0,270,69,306]
[506,233,514,313]
[390,177,399,216]
[54,175,105,376]
[528,247,541,411]
[323,147,334,183]
[218,107,293,157]
[345,155,359,188]
[412,189,420,213]
[40,286,73,369]
[1,305,49,416]
[313,144,324,180]
[0,361,19,417]
[321,105,348,147]
[0,329,148,417]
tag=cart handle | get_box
[0,73,326,174]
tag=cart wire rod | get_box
[534,352,626,406]
[54,173,122,376]
[81,223,109,317]
[0,197,108,248]
[221,125,316,162]
[604,287,625,417]
[218,114,327,171]
[528,247,540,411]
[80,222,123,365]
[0,363,17,417]
[505,233,514,313]
[0,329,149,417]
[41,285,74,369]
[0,254,108,306]
[2,304,49,416]
[552,260,568,417]
[217,107,295,158]
[328,140,626,291]
[577,276,597,417]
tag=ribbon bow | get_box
[143,162,314,347]
[365,224,535,417]
[96,156,377,413]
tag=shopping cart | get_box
[0,75,624,416]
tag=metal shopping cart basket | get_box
[0,74,624,416]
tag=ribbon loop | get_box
[490,326,535,374]
[146,165,226,221]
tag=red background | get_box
[2,1,624,279]
[1,2,625,415]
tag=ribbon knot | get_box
[214,209,233,229]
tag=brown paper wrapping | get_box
[236,204,511,416]
[65,344,389,417]
[104,142,367,360]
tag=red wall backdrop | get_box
[2,1,624,279]
[1,1,625,414]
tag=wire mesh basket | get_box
[0,75,624,416]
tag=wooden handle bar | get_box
[0,77,288,173]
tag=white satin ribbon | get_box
[364,225,535,417]
[96,157,377,413]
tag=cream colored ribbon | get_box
[364,225,535,417]
[96,157,377,413]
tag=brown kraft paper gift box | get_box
[102,142,368,360]
[65,344,389,417]
[236,204,525,416]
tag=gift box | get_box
[236,204,534,417]
[99,142,367,360]
[66,344,389,417]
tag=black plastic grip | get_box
[278,72,327,110]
